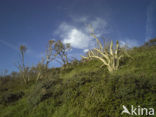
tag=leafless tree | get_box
[45,40,57,68]
[19,45,27,70]
[17,45,29,84]
[54,40,71,65]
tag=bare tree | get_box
[18,45,29,84]
[35,40,71,81]
[45,40,57,68]
[20,45,27,70]
[36,58,47,81]
[54,40,71,65]
[36,40,56,81]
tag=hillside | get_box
[0,45,156,117]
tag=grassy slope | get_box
[0,46,156,117]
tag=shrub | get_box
[28,78,62,106]
[0,91,24,105]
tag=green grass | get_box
[0,45,156,117]
[60,60,102,80]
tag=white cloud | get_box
[89,17,108,34]
[0,39,18,52]
[63,28,91,49]
[55,23,94,49]
[80,17,109,37]
[55,21,95,50]
[119,38,139,48]
[83,49,89,53]
[54,17,110,52]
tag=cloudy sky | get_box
[0,0,156,73]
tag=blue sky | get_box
[0,0,156,73]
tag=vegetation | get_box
[0,39,156,117]
[17,45,30,84]
[144,38,156,46]
[45,39,71,67]
[81,34,128,72]
[81,26,130,72]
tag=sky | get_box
[0,0,156,73]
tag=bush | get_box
[28,78,62,106]
[0,91,24,105]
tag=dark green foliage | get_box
[63,72,156,117]
[0,45,156,117]
[28,78,63,106]
[0,91,24,105]
[144,38,156,46]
